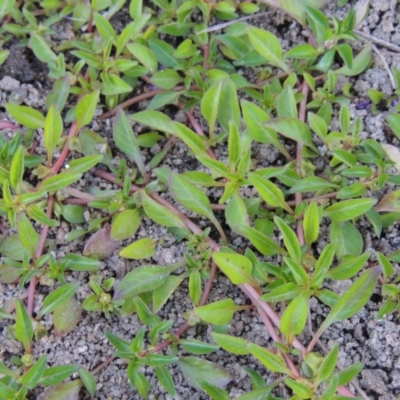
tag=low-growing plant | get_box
[1,0,400,399]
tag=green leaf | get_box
[280,296,308,343]
[5,104,45,129]
[248,343,291,374]
[17,213,39,258]
[10,145,24,192]
[212,251,255,285]
[201,80,222,137]
[62,254,101,271]
[179,339,219,354]
[111,209,141,240]
[315,343,338,385]
[39,365,79,386]
[29,32,58,63]
[317,265,380,335]
[265,118,317,151]
[308,112,328,138]
[169,171,224,238]
[127,43,158,73]
[101,73,133,96]
[53,295,82,336]
[170,122,208,157]
[337,43,353,69]
[130,0,142,19]
[46,76,71,111]
[334,44,371,76]
[274,216,302,263]
[303,201,320,246]
[211,332,249,355]
[67,155,103,174]
[38,173,82,193]
[195,299,243,325]
[288,176,340,194]
[249,173,293,214]
[387,113,400,140]
[285,257,309,286]
[155,365,176,396]
[148,38,178,68]
[247,27,290,74]
[133,296,161,326]
[311,243,336,289]
[225,192,249,232]
[75,90,100,131]
[330,221,363,259]
[45,104,63,161]
[327,252,370,280]
[15,300,33,352]
[153,274,185,313]
[199,380,230,400]
[119,238,156,259]
[79,369,96,398]
[21,355,48,389]
[140,190,188,230]
[104,330,132,353]
[37,282,79,318]
[177,357,232,390]
[189,269,201,306]
[336,362,363,386]
[235,387,273,400]
[150,69,183,90]
[131,110,174,134]
[324,198,377,221]
[240,225,286,256]
[94,12,116,42]
[277,85,297,118]
[0,0,15,19]
[26,204,60,227]
[34,380,82,399]
[285,378,313,398]
[114,262,183,300]
[218,78,240,131]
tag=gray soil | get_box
[1,1,400,399]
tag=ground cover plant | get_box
[0,0,400,398]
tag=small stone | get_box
[0,76,20,91]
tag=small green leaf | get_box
[21,355,48,389]
[140,190,188,230]
[274,216,302,263]
[129,0,142,19]
[277,85,297,118]
[172,122,209,156]
[199,380,230,400]
[131,110,174,134]
[265,118,317,151]
[195,299,243,325]
[93,12,116,42]
[324,198,377,221]
[211,332,249,355]
[315,343,338,385]
[5,104,45,129]
[26,204,60,227]
[75,90,100,130]
[247,27,290,73]
[288,176,340,194]
[330,221,363,259]
[336,362,363,386]
[177,357,232,390]
[29,33,58,63]
[212,251,255,285]
[311,243,336,289]
[111,209,141,240]
[127,43,158,73]
[37,282,79,318]
[179,338,219,355]
[189,269,202,306]
[79,369,96,398]
[39,365,79,386]
[150,69,183,90]
[317,265,380,336]
[249,173,293,214]
[45,104,63,162]
[10,146,24,192]
[280,296,308,343]
[119,238,156,259]
[153,274,185,313]
[248,343,291,374]
[114,262,183,300]
[53,295,82,336]
[38,173,82,193]
[303,201,320,246]
[15,300,34,352]
[334,44,371,76]
[17,213,39,258]
[169,171,224,238]
[327,252,370,280]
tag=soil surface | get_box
[1,1,400,399]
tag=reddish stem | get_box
[27,195,55,316]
